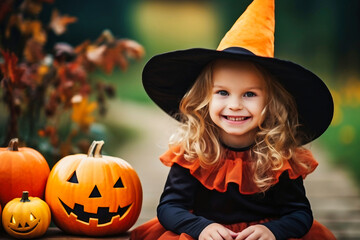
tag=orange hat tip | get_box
[217,0,275,58]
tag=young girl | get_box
[131,0,336,239]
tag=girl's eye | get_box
[216,90,229,96]
[244,92,256,97]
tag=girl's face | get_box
[209,60,267,148]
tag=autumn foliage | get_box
[0,0,144,163]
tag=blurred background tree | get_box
[0,0,144,166]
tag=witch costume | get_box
[131,0,336,239]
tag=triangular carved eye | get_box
[10,216,16,224]
[30,213,36,221]
[67,171,78,184]
[89,185,102,198]
[113,177,124,188]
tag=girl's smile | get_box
[209,60,267,148]
[223,115,251,122]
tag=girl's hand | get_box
[199,223,238,240]
[235,224,275,240]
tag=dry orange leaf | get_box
[23,38,44,63]
[49,9,77,35]
[86,45,106,64]
[0,50,24,85]
[101,39,145,74]
[71,95,97,129]
[20,0,43,15]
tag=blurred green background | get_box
[3,0,360,186]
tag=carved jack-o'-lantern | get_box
[45,140,142,236]
[2,191,51,239]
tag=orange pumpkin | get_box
[45,140,142,236]
[2,191,51,239]
[0,138,50,207]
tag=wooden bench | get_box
[0,227,130,239]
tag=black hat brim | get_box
[142,47,334,145]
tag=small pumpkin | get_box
[0,138,50,207]
[45,140,142,236]
[2,191,51,239]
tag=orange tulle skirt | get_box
[130,217,336,240]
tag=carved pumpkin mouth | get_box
[59,198,131,225]
[9,222,39,234]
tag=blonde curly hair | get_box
[170,59,311,192]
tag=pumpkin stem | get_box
[20,191,30,202]
[8,138,19,151]
[88,140,104,158]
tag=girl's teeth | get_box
[227,116,246,121]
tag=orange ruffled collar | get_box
[160,146,318,194]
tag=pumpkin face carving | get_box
[58,170,131,225]
[45,141,142,236]
[2,191,51,239]
[9,212,38,234]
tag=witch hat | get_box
[142,0,333,145]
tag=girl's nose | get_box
[228,97,243,110]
